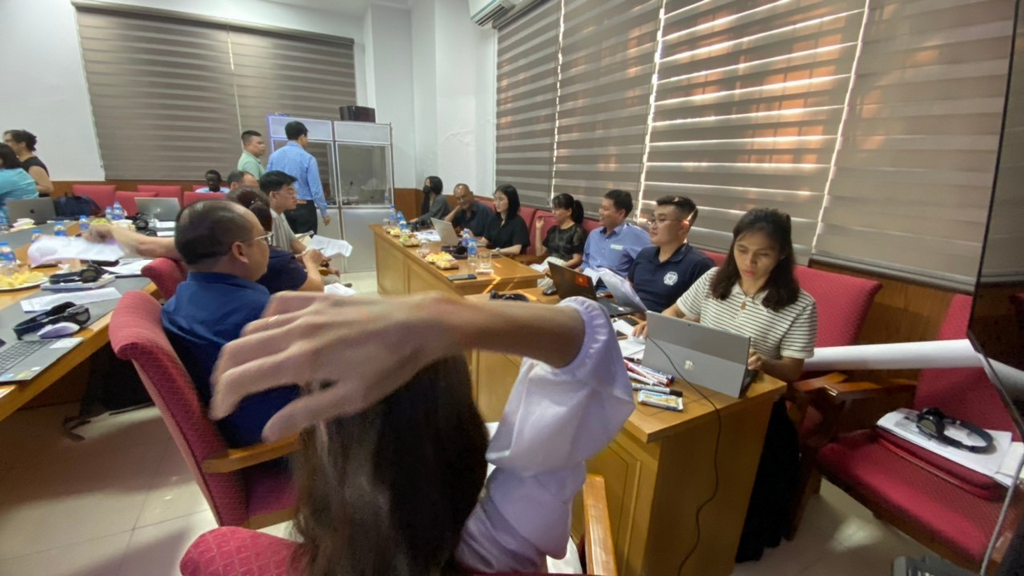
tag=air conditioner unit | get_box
[470,0,516,27]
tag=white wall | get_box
[0,0,368,181]
[411,0,440,181]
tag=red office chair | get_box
[109,291,298,530]
[582,219,602,234]
[141,258,187,300]
[478,198,496,213]
[701,249,726,266]
[180,475,619,576]
[184,192,228,207]
[114,191,157,217]
[798,294,1022,569]
[137,185,183,201]
[72,184,116,212]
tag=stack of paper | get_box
[104,259,153,276]
[28,236,125,266]
[309,236,353,258]
[877,408,1023,486]
[21,287,122,313]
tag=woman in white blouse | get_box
[634,208,818,382]
[199,292,634,574]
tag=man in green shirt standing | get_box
[237,130,266,178]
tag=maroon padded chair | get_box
[109,292,297,530]
[114,191,157,217]
[72,184,116,212]
[478,198,496,213]
[814,294,1022,570]
[184,192,228,207]
[137,185,184,202]
[794,266,882,349]
[582,219,602,234]
[141,258,187,300]
[702,250,726,266]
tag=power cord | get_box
[645,338,722,576]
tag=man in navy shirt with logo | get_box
[628,196,713,313]
[162,200,299,448]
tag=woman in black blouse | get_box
[480,184,530,256]
[3,130,52,196]
[534,193,587,269]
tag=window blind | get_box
[552,0,662,215]
[495,0,561,207]
[815,0,1016,288]
[76,9,241,180]
[76,7,356,182]
[643,0,867,261]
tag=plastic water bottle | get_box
[31,229,42,243]
[0,242,16,277]
[79,215,90,234]
[467,238,479,271]
[0,212,9,233]
[389,205,397,228]
[54,221,68,237]
[461,230,470,248]
[112,201,125,221]
[105,206,114,220]
[397,211,407,227]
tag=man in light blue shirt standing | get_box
[580,189,651,278]
[266,121,330,234]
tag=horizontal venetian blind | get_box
[76,9,241,180]
[815,0,1015,287]
[643,0,866,261]
[495,0,561,207]
[553,0,662,215]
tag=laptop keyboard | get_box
[0,340,50,373]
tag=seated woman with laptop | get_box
[633,207,817,383]
[477,184,530,256]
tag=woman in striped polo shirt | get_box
[634,207,818,382]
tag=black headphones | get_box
[489,291,529,302]
[48,264,104,286]
[13,302,92,339]
[915,408,995,454]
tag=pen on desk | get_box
[624,360,670,386]
[632,383,683,397]
[630,361,675,384]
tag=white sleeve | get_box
[456,297,635,574]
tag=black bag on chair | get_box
[55,195,101,218]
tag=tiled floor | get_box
[0,271,932,575]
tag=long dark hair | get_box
[294,356,489,576]
[494,184,520,223]
[710,208,800,312]
[422,176,443,215]
[552,193,584,225]
[0,144,20,170]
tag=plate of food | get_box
[401,236,421,247]
[0,271,48,292]
[425,252,453,264]
[434,260,459,270]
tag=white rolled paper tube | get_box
[803,339,983,371]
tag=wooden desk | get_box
[371,225,544,296]
[469,288,786,576]
[0,226,157,420]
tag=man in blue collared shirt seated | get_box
[266,120,331,235]
[580,189,651,278]
[628,195,713,313]
[161,200,299,448]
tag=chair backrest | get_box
[109,291,250,526]
[114,191,157,217]
[72,184,116,211]
[142,258,188,300]
[138,185,184,198]
[184,191,227,207]
[582,218,602,234]
[914,294,1020,438]
[529,210,556,256]
[517,206,538,253]
[794,265,881,348]
[702,250,726,267]
[477,198,495,212]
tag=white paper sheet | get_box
[803,340,982,371]
[619,338,646,360]
[27,236,125,266]
[529,263,547,274]
[324,283,357,297]
[600,269,647,312]
[581,268,601,283]
[877,408,1020,486]
[417,230,442,242]
[152,221,175,230]
[20,287,122,313]
[308,235,353,258]
[103,259,153,276]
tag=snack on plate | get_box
[434,260,459,270]
[388,228,402,236]
[0,270,47,289]
[425,252,454,264]
[401,237,421,247]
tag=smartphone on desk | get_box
[447,274,477,281]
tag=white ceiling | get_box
[264,0,412,17]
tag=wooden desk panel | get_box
[371,225,543,297]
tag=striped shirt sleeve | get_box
[676,267,716,319]
[779,293,818,359]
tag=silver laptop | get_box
[6,199,55,224]
[644,312,756,398]
[0,337,82,383]
[135,197,181,222]
[431,218,461,246]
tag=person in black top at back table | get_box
[478,184,530,256]
[446,183,493,237]
[4,129,52,196]
[534,193,587,269]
